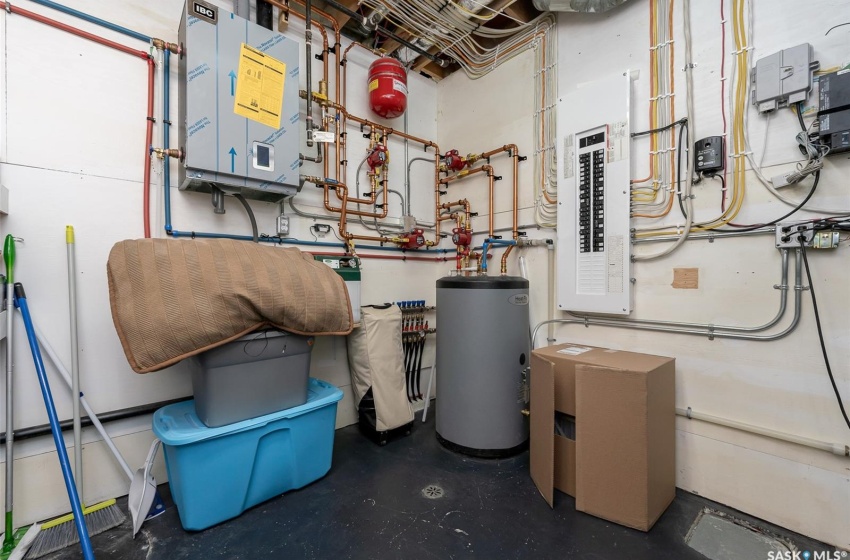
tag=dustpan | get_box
[129,439,161,537]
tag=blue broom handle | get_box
[15,286,95,560]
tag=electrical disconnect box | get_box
[818,69,850,155]
[752,43,818,113]
[178,0,301,202]
[556,73,632,315]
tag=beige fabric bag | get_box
[347,305,413,431]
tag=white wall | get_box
[0,0,438,526]
[439,0,850,549]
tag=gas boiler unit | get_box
[178,0,301,202]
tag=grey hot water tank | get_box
[435,275,530,457]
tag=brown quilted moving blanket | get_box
[107,238,353,373]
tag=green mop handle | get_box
[4,234,15,544]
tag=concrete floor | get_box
[42,409,827,560]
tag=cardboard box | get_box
[530,343,675,531]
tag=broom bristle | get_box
[25,504,126,559]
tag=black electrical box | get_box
[818,70,850,154]
[694,136,725,174]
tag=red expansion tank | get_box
[368,57,407,119]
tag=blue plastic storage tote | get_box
[153,378,343,531]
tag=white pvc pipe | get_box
[677,407,850,458]
[518,255,535,345]
[28,317,135,481]
[421,365,435,423]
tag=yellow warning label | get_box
[234,43,286,129]
[368,79,379,92]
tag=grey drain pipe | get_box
[531,248,803,345]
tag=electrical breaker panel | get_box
[178,0,301,202]
[556,73,632,315]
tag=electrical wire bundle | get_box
[630,0,679,219]
[533,17,558,227]
[359,0,555,80]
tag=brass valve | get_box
[153,148,183,161]
[152,38,181,55]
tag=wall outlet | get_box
[775,222,815,248]
[276,215,290,236]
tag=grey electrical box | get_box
[752,43,818,113]
[178,0,302,202]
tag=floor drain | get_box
[422,485,444,499]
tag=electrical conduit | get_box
[531,249,802,344]
[678,407,849,457]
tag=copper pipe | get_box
[322,183,389,218]
[306,177,388,219]
[488,169,495,238]
[440,165,496,238]
[289,0,340,39]
[511,149,519,240]
[340,42,384,182]
[308,251,450,262]
[439,165,489,185]
[454,213,463,270]
[288,0,343,179]
[476,146,520,241]
[335,133,383,204]
[272,0,344,180]
[431,151,443,245]
[345,113,437,149]
[312,93,437,148]
[343,41,384,59]
[500,245,514,275]
[334,182,397,248]
[440,199,471,229]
